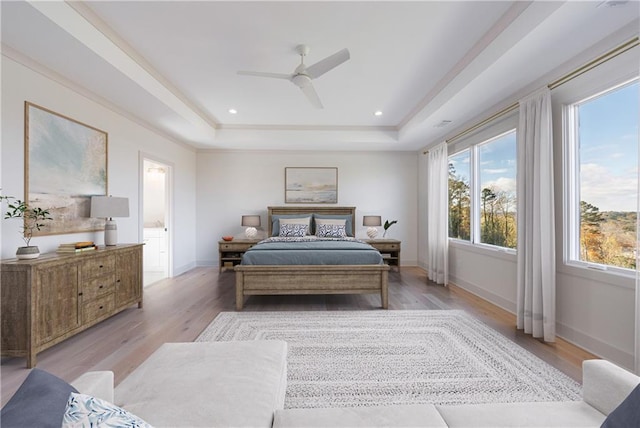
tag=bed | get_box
[234,206,389,310]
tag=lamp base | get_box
[105,219,118,246]
[366,227,378,239]
[245,227,257,239]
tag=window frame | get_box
[562,77,639,277]
[448,122,518,254]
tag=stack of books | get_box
[57,241,98,253]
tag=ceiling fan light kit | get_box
[238,44,350,109]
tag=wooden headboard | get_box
[267,206,356,236]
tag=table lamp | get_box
[363,215,382,239]
[91,196,130,246]
[242,215,261,239]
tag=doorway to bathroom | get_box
[141,156,172,287]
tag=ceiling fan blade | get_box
[300,83,323,109]
[237,71,291,80]
[306,48,350,79]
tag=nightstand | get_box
[218,239,261,273]
[365,239,401,272]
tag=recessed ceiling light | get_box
[228,108,238,114]
[374,111,383,116]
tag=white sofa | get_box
[73,341,639,428]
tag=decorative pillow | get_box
[313,214,354,236]
[279,223,309,237]
[0,368,78,428]
[601,383,640,428]
[62,392,152,428]
[316,223,347,238]
[271,215,312,236]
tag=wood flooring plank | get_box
[1,266,596,406]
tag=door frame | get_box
[139,152,174,279]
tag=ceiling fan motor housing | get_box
[292,73,312,88]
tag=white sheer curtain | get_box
[516,87,556,342]
[427,142,449,285]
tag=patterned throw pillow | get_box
[279,223,309,237]
[316,223,347,238]
[62,392,152,428]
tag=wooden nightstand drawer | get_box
[375,243,399,251]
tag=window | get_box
[448,130,517,250]
[566,79,638,272]
[448,150,470,240]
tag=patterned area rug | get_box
[196,310,581,409]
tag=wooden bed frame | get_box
[234,206,389,310]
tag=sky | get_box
[449,79,639,213]
[578,79,638,212]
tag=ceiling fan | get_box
[238,44,350,109]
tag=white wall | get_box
[196,150,418,266]
[418,33,638,370]
[1,56,198,275]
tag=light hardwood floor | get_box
[0,266,596,406]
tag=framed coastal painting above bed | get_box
[25,102,108,235]
[285,167,337,204]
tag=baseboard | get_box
[556,322,634,371]
[449,274,516,313]
[174,261,197,276]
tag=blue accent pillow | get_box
[601,383,640,428]
[271,214,312,236]
[0,368,78,428]
[313,214,354,236]
[279,223,309,237]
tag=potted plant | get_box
[1,196,53,259]
[383,219,397,238]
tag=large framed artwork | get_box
[285,167,338,204]
[25,102,108,236]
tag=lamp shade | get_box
[90,196,130,218]
[241,215,261,227]
[363,215,382,227]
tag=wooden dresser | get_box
[1,244,143,367]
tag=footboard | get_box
[234,264,389,310]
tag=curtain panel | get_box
[516,87,556,342]
[427,142,449,285]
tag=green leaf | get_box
[383,220,398,230]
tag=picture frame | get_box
[285,167,338,204]
[25,102,108,236]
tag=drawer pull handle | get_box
[78,292,83,296]
[99,285,103,289]
[99,305,104,309]
[117,279,121,283]
[99,265,104,268]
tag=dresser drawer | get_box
[82,293,115,324]
[82,275,116,300]
[81,255,116,279]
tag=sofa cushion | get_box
[62,392,152,427]
[436,401,606,427]
[274,404,447,427]
[601,383,640,428]
[0,368,78,428]
[115,341,287,427]
[583,359,640,416]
